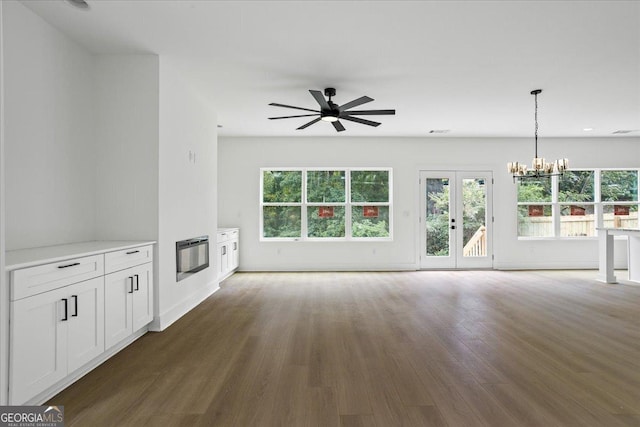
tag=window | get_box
[517,169,639,238]
[261,168,392,240]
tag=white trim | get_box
[148,280,219,332]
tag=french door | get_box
[419,171,493,269]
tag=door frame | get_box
[419,170,494,269]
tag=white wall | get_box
[93,55,159,241]
[153,58,218,331]
[3,0,95,250]
[218,136,640,271]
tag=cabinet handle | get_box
[222,246,227,255]
[72,295,78,317]
[134,274,139,291]
[58,262,80,269]
[233,242,237,250]
[61,298,68,321]
[126,250,140,255]
[128,276,134,294]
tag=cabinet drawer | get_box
[105,245,153,274]
[11,255,104,301]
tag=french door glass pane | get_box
[462,178,487,257]
[426,178,450,256]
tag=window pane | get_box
[262,170,302,203]
[517,179,552,202]
[307,206,345,238]
[263,206,301,238]
[518,205,553,237]
[307,171,345,203]
[603,204,638,229]
[352,206,390,238]
[560,204,595,237]
[559,171,594,202]
[351,170,389,202]
[601,170,638,202]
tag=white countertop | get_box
[6,240,156,271]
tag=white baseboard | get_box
[149,282,219,332]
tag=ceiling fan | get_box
[269,88,395,132]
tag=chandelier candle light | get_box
[507,89,568,181]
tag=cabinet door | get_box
[104,268,134,350]
[67,277,105,373]
[230,238,239,270]
[218,242,229,277]
[10,287,68,404]
[132,264,153,332]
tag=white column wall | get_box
[153,58,218,331]
[218,136,640,271]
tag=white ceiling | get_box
[21,0,640,138]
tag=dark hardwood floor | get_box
[49,270,640,426]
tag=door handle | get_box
[61,298,68,321]
[134,274,139,291]
[128,276,134,294]
[72,295,78,317]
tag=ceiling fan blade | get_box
[269,102,319,113]
[309,90,330,110]
[269,114,320,120]
[297,117,322,130]
[338,96,374,112]
[341,109,395,116]
[333,121,345,132]
[340,115,381,127]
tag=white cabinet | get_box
[217,228,239,280]
[105,263,153,350]
[6,241,154,405]
[9,276,104,404]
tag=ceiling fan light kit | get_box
[507,89,569,182]
[269,87,395,132]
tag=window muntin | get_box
[261,168,392,240]
[517,169,639,238]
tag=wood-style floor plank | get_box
[47,270,640,426]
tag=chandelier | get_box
[507,89,568,181]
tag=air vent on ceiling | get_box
[612,130,637,134]
[429,129,450,134]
